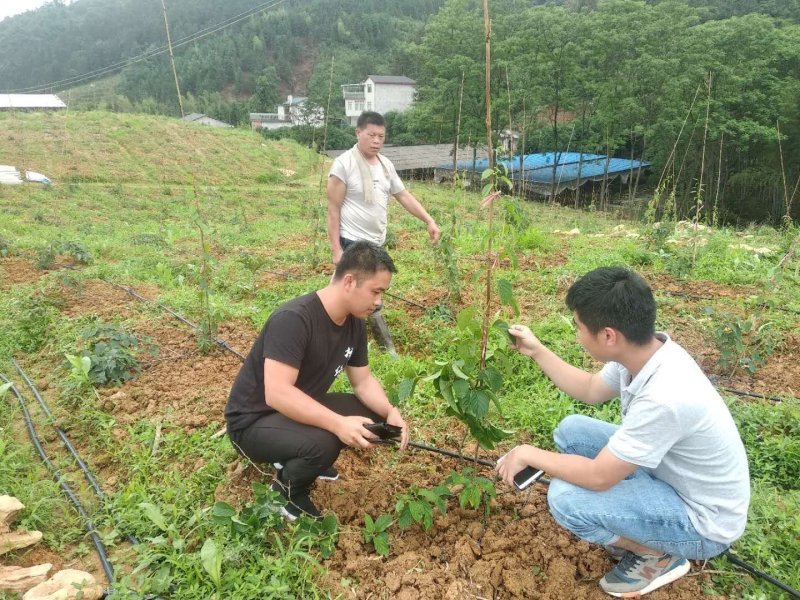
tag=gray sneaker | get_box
[600,551,690,597]
[603,544,626,562]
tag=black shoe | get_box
[273,463,339,482]
[271,480,322,521]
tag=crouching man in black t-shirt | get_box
[224,241,409,520]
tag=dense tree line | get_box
[393,0,800,224]
[0,0,798,222]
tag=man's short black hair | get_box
[334,241,397,282]
[565,267,656,345]
[356,111,385,129]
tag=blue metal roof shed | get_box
[434,152,651,197]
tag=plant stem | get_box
[480,0,493,371]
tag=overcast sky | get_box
[0,0,72,22]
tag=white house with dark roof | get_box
[341,76,416,125]
[250,94,324,130]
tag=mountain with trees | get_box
[0,0,798,223]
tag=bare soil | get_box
[0,257,42,287]
[12,269,797,598]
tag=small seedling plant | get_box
[445,468,496,517]
[395,484,451,531]
[703,307,780,375]
[361,471,497,558]
[35,240,92,270]
[74,322,152,385]
[362,514,392,557]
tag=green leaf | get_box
[438,379,454,404]
[373,532,390,557]
[0,382,13,397]
[200,538,222,587]
[139,502,168,531]
[212,502,236,519]
[364,514,375,531]
[456,306,477,331]
[497,279,519,316]
[481,366,503,392]
[451,362,470,381]
[397,378,416,403]
[462,389,490,419]
[480,168,493,181]
[452,379,470,401]
[375,514,393,531]
[397,508,412,530]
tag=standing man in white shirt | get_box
[327,111,441,354]
[497,267,750,598]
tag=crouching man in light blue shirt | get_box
[497,267,749,598]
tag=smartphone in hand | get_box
[513,466,545,490]
[363,422,402,440]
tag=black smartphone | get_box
[513,466,545,490]
[363,422,402,440]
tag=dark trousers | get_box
[229,393,380,498]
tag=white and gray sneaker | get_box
[600,551,690,597]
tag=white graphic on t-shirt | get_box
[334,365,344,377]
[344,346,354,359]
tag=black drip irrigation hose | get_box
[107,281,246,361]
[12,359,140,546]
[725,552,800,598]
[0,373,115,585]
[383,290,434,312]
[718,385,794,404]
[252,266,438,313]
[100,280,798,594]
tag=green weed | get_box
[703,307,781,375]
[75,322,152,385]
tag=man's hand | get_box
[427,219,441,245]
[508,324,544,358]
[386,406,409,450]
[496,444,536,487]
[335,415,378,449]
[332,246,343,265]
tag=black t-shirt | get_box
[225,291,368,432]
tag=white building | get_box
[0,94,66,111]
[182,113,233,128]
[341,76,416,126]
[250,95,324,130]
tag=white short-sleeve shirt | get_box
[329,149,405,245]
[600,333,750,545]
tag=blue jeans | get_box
[546,415,730,560]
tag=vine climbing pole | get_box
[479,0,495,371]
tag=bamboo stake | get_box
[480,0,494,371]
[712,132,724,226]
[312,55,335,266]
[160,0,184,118]
[520,96,526,198]
[776,119,791,225]
[692,72,712,267]
[453,69,465,184]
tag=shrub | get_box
[76,323,151,385]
